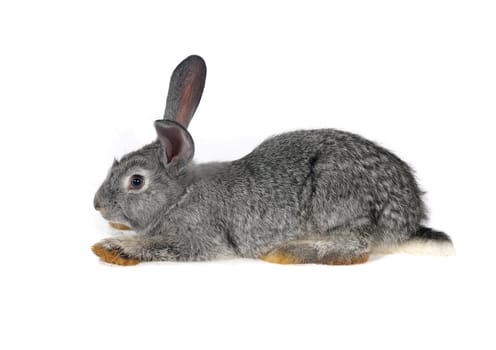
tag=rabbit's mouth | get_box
[97,209,133,230]
[109,222,132,230]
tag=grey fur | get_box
[93,55,451,264]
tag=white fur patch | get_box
[373,240,455,256]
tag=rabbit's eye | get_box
[129,175,144,190]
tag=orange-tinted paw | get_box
[260,251,304,264]
[109,222,132,230]
[325,253,369,265]
[91,244,140,266]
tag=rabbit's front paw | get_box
[91,238,140,266]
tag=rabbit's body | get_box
[92,56,453,266]
[173,129,422,258]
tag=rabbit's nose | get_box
[94,197,102,211]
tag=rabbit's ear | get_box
[163,55,206,129]
[154,120,194,168]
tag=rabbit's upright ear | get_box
[154,120,194,169]
[163,55,206,128]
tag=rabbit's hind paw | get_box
[324,253,369,265]
[260,251,304,265]
[260,239,370,266]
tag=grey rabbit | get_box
[92,55,454,266]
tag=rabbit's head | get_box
[93,55,206,231]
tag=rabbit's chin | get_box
[109,222,132,231]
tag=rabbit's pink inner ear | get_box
[175,62,205,128]
[176,83,194,128]
[156,124,192,164]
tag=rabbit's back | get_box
[217,129,425,255]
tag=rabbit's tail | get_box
[374,226,455,256]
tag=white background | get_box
[1,1,495,349]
